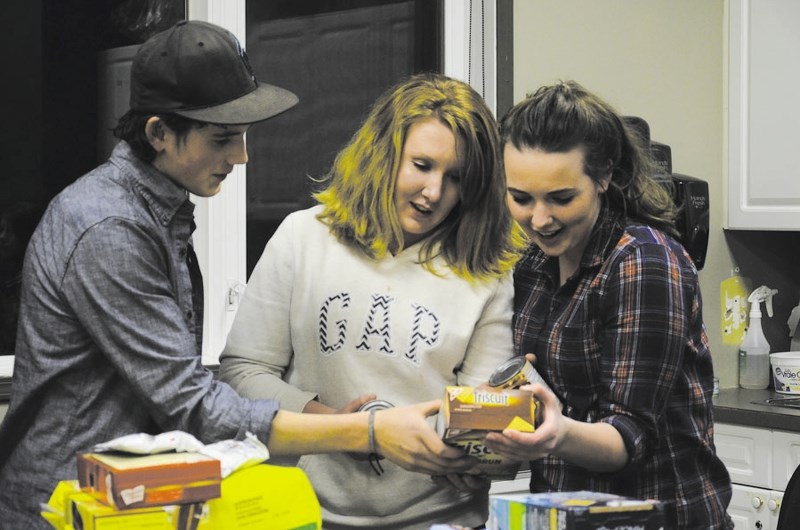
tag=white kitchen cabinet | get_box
[728,485,783,530]
[774,430,800,491]
[716,422,800,529]
[727,0,800,230]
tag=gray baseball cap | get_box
[130,20,298,124]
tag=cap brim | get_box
[173,84,299,125]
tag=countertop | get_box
[713,387,800,432]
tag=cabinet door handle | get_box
[768,498,780,512]
[751,495,764,509]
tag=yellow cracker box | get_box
[68,494,199,530]
[436,386,537,478]
[41,480,196,530]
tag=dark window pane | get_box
[244,0,441,277]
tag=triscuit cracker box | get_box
[488,491,665,530]
[436,386,537,478]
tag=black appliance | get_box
[623,116,709,270]
[670,173,709,270]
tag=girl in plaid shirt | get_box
[484,81,733,529]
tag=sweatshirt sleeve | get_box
[219,214,319,413]
[454,272,516,387]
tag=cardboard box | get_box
[77,452,221,510]
[436,386,537,478]
[488,491,665,530]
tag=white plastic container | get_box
[770,352,800,394]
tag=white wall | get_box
[512,0,737,386]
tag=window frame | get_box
[193,0,503,365]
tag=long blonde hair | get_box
[315,73,525,281]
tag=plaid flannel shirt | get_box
[513,204,733,530]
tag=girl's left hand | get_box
[482,382,565,461]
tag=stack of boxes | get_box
[488,491,665,530]
[42,453,321,530]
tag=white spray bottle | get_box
[739,285,778,389]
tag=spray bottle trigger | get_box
[748,286,778,318]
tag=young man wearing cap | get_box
[0,21,477,528]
